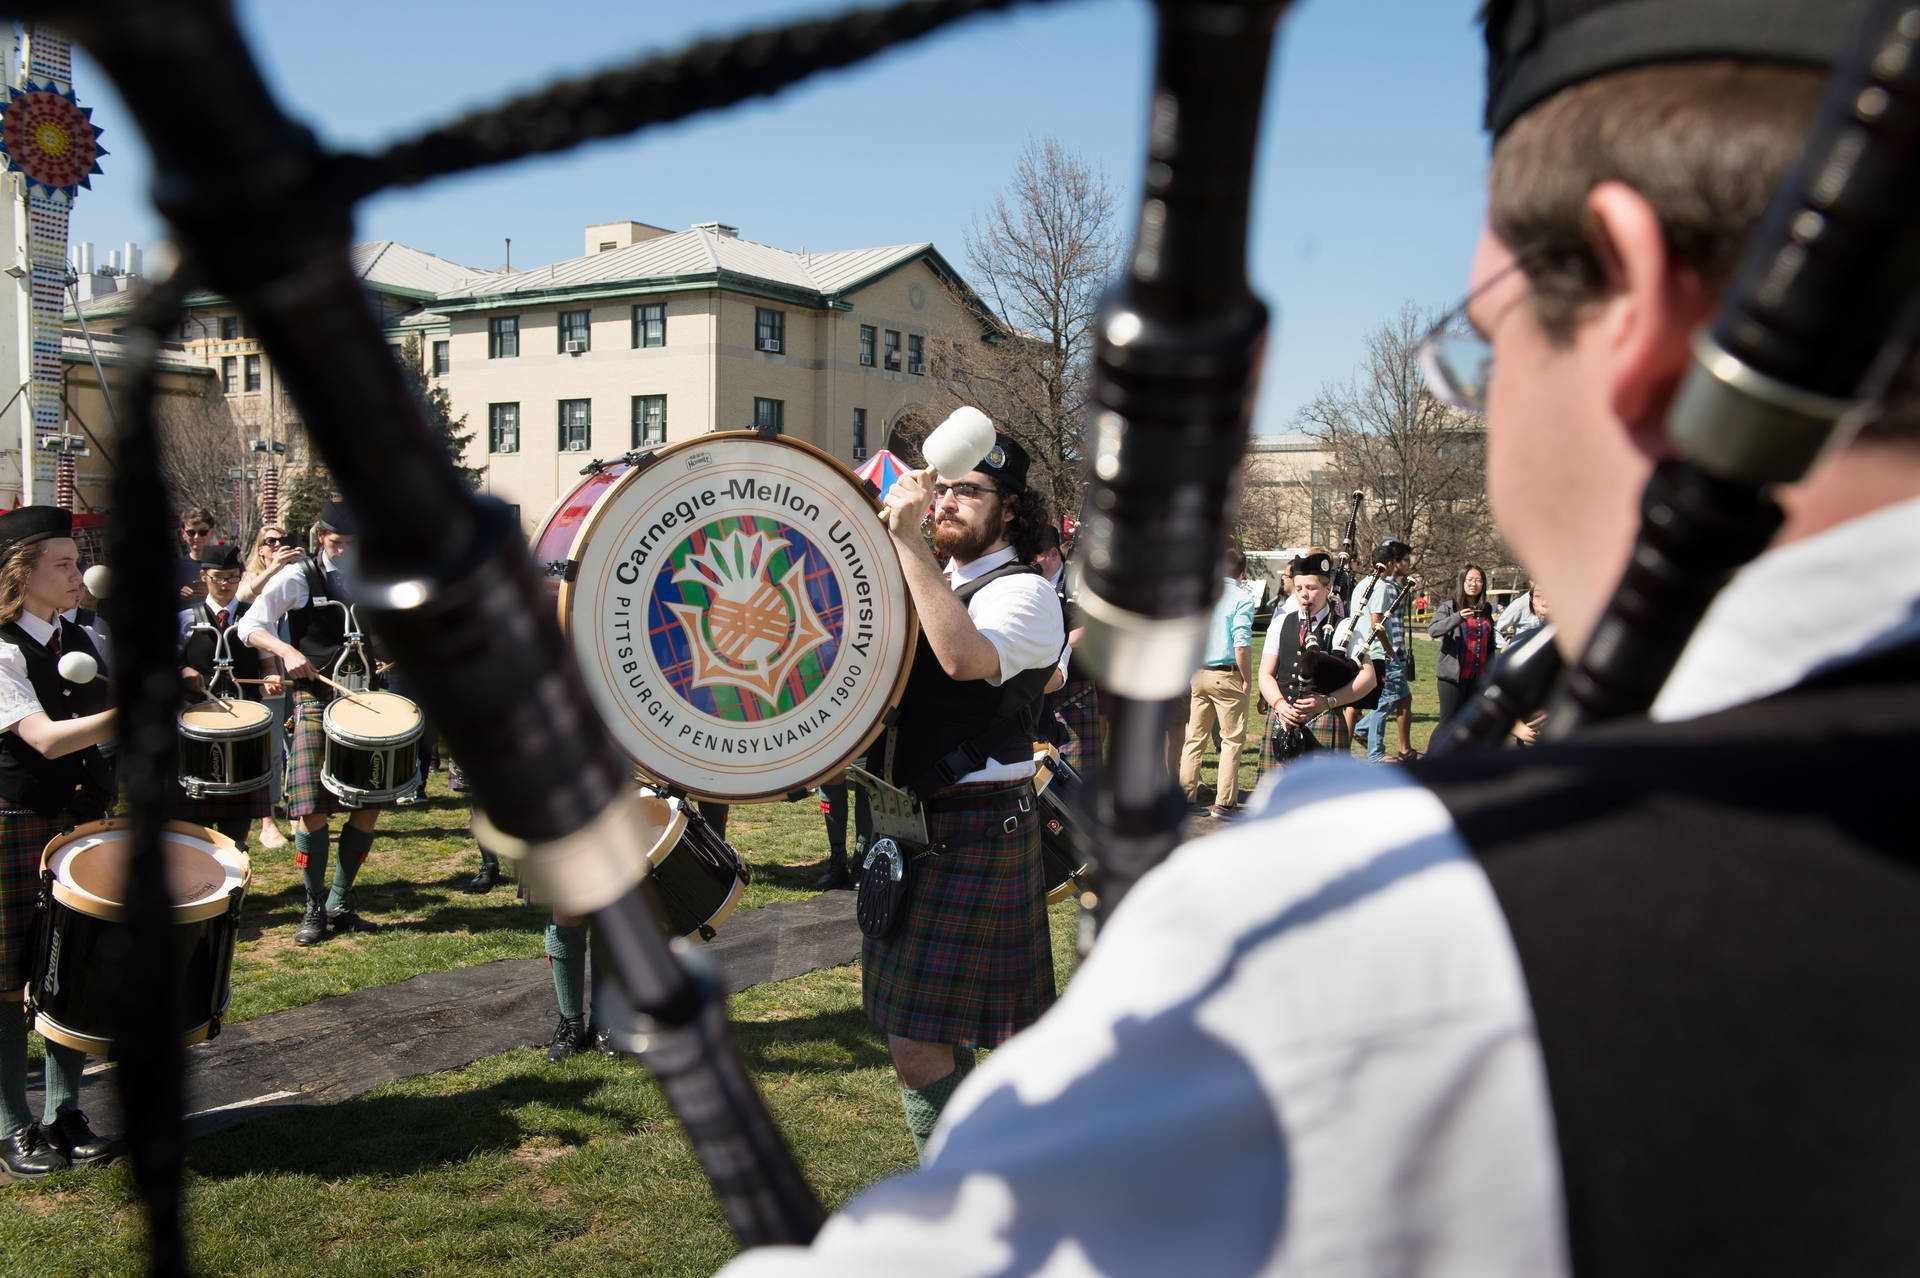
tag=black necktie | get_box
[46,627,60,657]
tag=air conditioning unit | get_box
[908,361,925,375]
[757,338,783,353]
[852,447,868,460]
[564,439,588,452]
[565,340,587,355]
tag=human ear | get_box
[1584,181,1716,454]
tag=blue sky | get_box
[63,0,1489,435]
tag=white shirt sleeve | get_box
[717,759,1568,1278]
[966,573,1066,688]
[0,642,45,734]
[237,564,309,644]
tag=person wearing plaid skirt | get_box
[239,503,391,947]
[1256,551,1375,783]
[867,429,1064,1161]
[175,544,280,850]
[0,509,122,1179]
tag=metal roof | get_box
[61,333,214,377]
[348,242,496,298]
[437,226,935,306]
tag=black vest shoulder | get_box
[180,598,263,696]
[1417,642,1920,1277]
[885,560,1060,797]
[0,618,114,816]
[286,556,349,678]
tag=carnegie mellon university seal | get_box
[560,434,915,800]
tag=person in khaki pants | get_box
[1178,549,1253,819]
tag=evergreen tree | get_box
[402,335,483,487]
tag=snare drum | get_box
[178,699,274,797]
[28,819,250,1054]
[534,433,917,802]
[321,690,423,806]
[1032,747,1090,905]
[635,789,749,939]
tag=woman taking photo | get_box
[0,508,121,1177]
[1427,563,1496,727]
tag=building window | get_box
[221,356,238,394]
[243,354,262,393]
[632,395,667,446]
[432,340,450,376]
[559,399,591,451]
[859,325,876,367]
[559,309,591,353]
[219,315,239,341]
[489,403,520,454]
[853,408,867,459]
[632,303,666,348]
[755,308,785,354]
[884,329,901,371]
[907,334,925,374]
[488,316,519,358]
[753,398,784,434]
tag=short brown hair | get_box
[1490,60,1920,445]
[1491,60,1825,343]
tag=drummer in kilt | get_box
[0,508,121,1178]
[1255,550,1376,780]
[239,502,392,947]
[176,543,282,848]
[868,430,1064,1161]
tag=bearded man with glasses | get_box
[718,2,1920,1274]
[855,426,1063,1164]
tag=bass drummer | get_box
[0,507,121,1179]
[866,429,1063,1162]
[239,501,388,947]
[177,542,283,851]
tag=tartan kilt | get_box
[284,690,397,818]
[0,809,68,992]
[1256,705,1351,778]
[1051,678,1100,775]
[863,782,1055,1048]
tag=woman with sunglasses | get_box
[235,525,303,850]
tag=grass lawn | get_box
[1,769,1083,1276]
[1,638,1449,1272]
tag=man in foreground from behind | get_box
[719,1,1917,1272]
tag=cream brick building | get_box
[434,221,993,534]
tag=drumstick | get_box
[307,672,377,708]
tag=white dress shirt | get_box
[941,545,1065,783]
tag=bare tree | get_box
[1297,302,1511,581]
[924,135,1119,523]
[155,383,250,542]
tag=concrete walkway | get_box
[25,890,862,1146]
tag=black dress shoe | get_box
[815,866,855,891]
[586,1025,621,1058]
[546,1016,587,1062]
[465,863,500,894]
[1,1124,69,1179]
[328,907,378,934]
[293,907,329,946]
[47,1111,122,1167]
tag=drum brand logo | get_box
[651,515,843,718]
[665,527,834,705]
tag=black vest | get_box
[180,597,263,698]
[1418,642,1920,1276]
[0,618,114,817]
[1269,605,1336,696]
[883,560,1060,798]
[286,556,354,691]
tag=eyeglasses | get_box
[260,536,284,545]
[931,481,1000,503]
[205,572,243,585]
[1415,251,1543,414]
[183,527,213,538]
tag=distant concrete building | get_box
[431,222,993,534]
[1238,432,1336,551]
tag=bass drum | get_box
[534,433,917,802]
[28,819,250,1055]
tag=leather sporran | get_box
[856,837,925,940]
